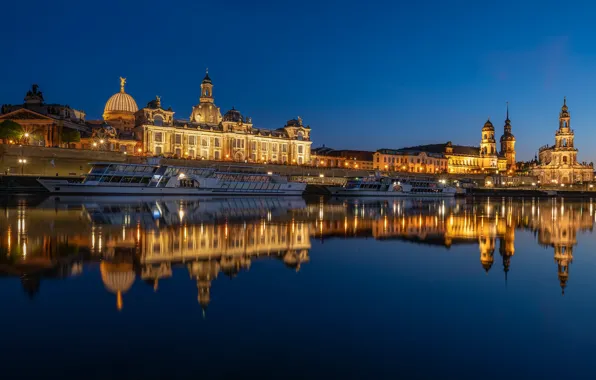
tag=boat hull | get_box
[37,179,306,196]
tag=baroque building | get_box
[136,71,312,164]
[0,73,312,165]
[374,115,510,174]
[532,98,594,184]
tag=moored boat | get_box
[38,162,306,196]
[328,175,456,197]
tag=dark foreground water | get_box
[1,195,596,379]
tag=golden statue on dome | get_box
[119,77,126,93]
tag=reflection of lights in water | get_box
[91,225,96,250]
[122,226,126,240]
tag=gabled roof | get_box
[0,108,54,121]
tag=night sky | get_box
[2,0,596,162]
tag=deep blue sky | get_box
[2,0,596,162]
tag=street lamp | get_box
[99,139,105,144]
[18,158,27,175]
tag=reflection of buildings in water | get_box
[315,198,594,291]
[531,199,593,294]
[2,197,596,301]
[140,221,311,311]
[100,261,135,311]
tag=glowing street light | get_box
[18,158,27,175]
[92,142,98,147]
[99,139,105,144]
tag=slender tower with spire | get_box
[500,102,516,171]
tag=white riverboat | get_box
[38,162,306,196]
[329,175,456,197]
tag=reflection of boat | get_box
[38,162,306,196]
[329,175,456,197]
[70,196,307,226]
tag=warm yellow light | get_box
[99,139,104,144]
[267,171,273,175]
[123,152,127,155]
[92,142,97,147]
[9,140,13,144]
[225,154,229,158]
[319,173,324,178]
[355,164,358,168]
[178,173,186,179]
[137,148,142,152]
[24,133,29,138]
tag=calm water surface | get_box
[2,195,596,379]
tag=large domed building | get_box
[102,77,138,131]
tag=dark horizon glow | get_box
[2,0,596,162]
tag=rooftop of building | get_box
[311,147,374,161]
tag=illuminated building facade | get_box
[0,84,88,147]
[136,71,312,164]
[374,149,447,173]
[310,147,374,169]
[376,115,512,174]
[532,98,594,184]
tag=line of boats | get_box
[37,161,459,198]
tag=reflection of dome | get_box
[481,259,493,273]
[223,107,243,122]
[100,261,135,311]
[103,77,138,121]
[482,119,494,131]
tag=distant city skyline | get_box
[2,0,596,162]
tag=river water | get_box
[1,195,596,379]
